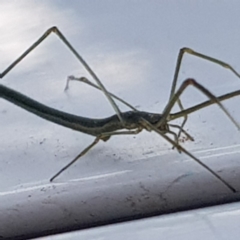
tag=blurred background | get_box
[0,1,240,239]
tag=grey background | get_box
[0,1,240,239]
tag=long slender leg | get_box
[140,118,236,193]
[0,27,124,124]
[65,76,137,111]
[170,89,240,121]
[50,128,143,181]
[50,137,101,182]
[170,48,240,101]
[167,89,240,145]
[169,48,240,138]
[158,78,240,130]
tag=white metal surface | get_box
[1,150,240,238]
[36,201,240,240]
